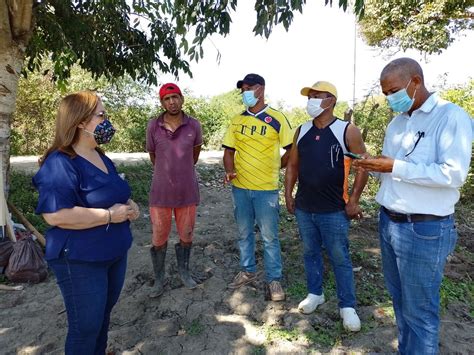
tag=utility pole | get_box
[352,13,357,109]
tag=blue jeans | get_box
[295,208,356,308]
[48,252,128,355]
[379,208,457,355]
[231,186,282,282]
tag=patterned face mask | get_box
[84,119,116,145]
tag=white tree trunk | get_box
[0,0,33,193]
[0,45,24,190]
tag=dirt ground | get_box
[1,154,473,354]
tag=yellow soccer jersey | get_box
[222,106,293,190]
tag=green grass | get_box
[185,318,205,336]
[9,170,48,234]
[265,318,375,350]
[356,271,390,306]
[265,325,300,343]
[251,345,266,355]
[304,327,339,348]
[456,245,474,263]
[115,162,152,205]
[375,303,396,319]
[322,271,337,300]
[286,280,307,299]
[440,277,474,315]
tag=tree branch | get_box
[7,0,33,43]
[0,0,13,48]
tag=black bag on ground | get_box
[5,236,47,283]
[0,239,14,267]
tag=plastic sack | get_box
[0,239,14,267]
[5,236,47,283]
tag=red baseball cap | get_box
[159,83,182,99]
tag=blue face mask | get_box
[242,90,258,108]
[386,79,416,112]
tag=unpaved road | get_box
[2,152,472,354]
[10,151,224,173]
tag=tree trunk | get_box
[0,44,24,191]
[0,0,33,194]
[343,108,353,122]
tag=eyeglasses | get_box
[95,111,108,120]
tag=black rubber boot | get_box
[175,243,197,289]
[150,244,167,298]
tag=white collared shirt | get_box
[376,93,473,216]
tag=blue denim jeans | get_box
[295,208,356,308]
[231,186,282,282]
[379,208,457,355]
[48,252,128,355]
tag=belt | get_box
[382,207,449,223]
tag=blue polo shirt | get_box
[33,151,133,261]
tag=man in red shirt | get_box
[146,83,203,297]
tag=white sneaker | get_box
[298,293,325,314]
[339,307,361,332]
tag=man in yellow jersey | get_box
[222,73,293,301]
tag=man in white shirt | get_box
[354,57,472,355]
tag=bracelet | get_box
[106,208,111,231]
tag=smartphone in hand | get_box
[344,152,363,160]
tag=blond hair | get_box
[39,90,102,165]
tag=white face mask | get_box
[306,98,326,118]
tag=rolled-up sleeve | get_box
[392,107,472,188]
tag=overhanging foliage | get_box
[23,0,363,86]
[359,0,474,54]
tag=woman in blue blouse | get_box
[33,91,139,355]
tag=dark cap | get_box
[236,73,265,89]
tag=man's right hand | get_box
[285,195,295,214]
[353,155,394,173]
[223,172,237,185]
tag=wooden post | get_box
[344,108,353,122]
[0,284,24,291]
[7,202,46,247]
